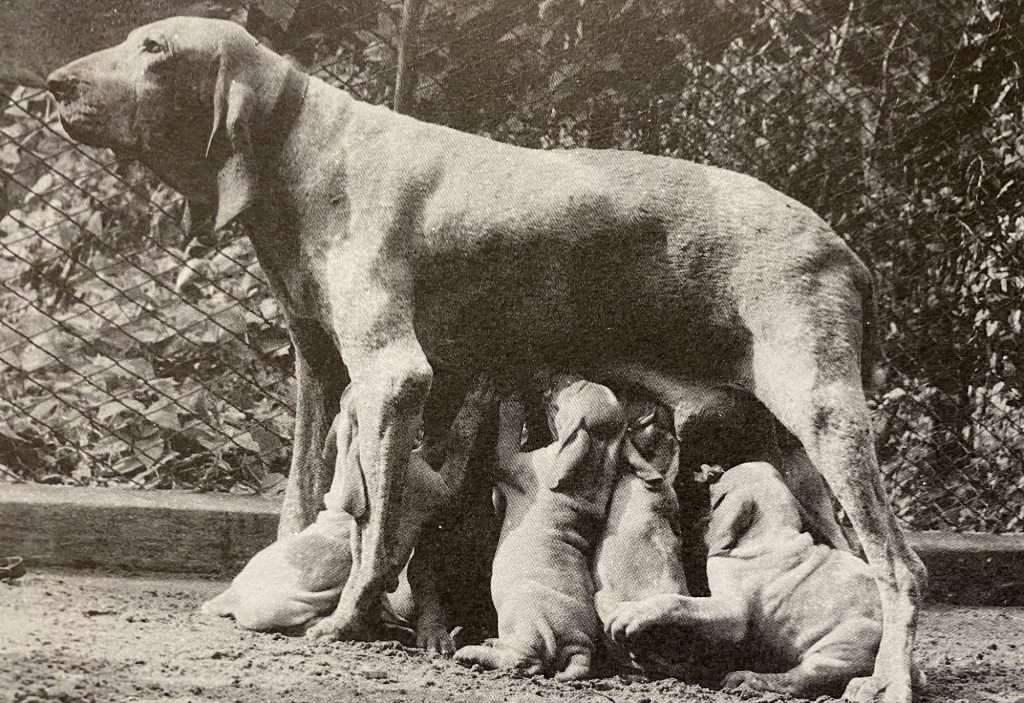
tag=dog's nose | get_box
[46,72,79,101]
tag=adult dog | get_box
[47,17,924,701]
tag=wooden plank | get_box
[0,483,279,575]
[909,530,1024,606]
[2,484,1024,605]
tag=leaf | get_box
[148,407,181,432]
[97,398,146,422]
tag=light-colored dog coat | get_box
[593,403,690,675]
[605,460,881,697]
[454,377,625,680]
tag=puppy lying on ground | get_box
[202,377,495,653]
[604,388,882,697]
[454,375,626,680]
[592,400,691,676]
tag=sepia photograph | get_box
[1,1,1022,701]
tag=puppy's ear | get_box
[705,493,755,554]
[206,51,259,232]
[330,388,368,519]
[621,436,664,489]
[337,436,369,519]
[545,421,591,490]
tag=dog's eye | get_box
[141,38,165,54]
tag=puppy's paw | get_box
[553,649,592,681]
[843,674,913,703]
[722,670,796,696]
[305,606,379,643]
[454,641,536,674]
[603,594,680,643]
[199,589,236,618]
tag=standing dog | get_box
[48,18,923,700]
[454,376,624,679]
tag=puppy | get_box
[202,377,495,654]
[604,389,882,697]
[593,400,691,676]
[454,375,625,680]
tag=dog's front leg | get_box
[278,320,347,537]
[309,334,433,641]
[604,593,749,647]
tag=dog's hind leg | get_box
[746,295,926,703]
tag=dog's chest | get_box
[249,231,326,320]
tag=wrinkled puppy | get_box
[593,400,691,676]
[203,377,495,653]
[454,375,626,680]
[605,390,882,698]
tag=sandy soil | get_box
[3,571,1024,703]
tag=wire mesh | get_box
[1,0,1021,530]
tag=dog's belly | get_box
[412,238,749,380]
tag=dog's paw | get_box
[416,622,456,657]
[305,608,378,643]
[843,674,914,703]
[722,670,798,696]
[454,641,536,674]
[603,594,679,643]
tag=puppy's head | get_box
[703,461,801,554]
[623,400,679,490]
[47,17,297,233]
[542,376,625,491]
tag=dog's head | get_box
[623,401,680,489]
[704,461,803,554]
[47,17,299,233]
[543,376,626,491]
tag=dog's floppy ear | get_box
[545,419,591,490]
[621,436,664,489]
[205,49,259,232]
[337,432,369,519]
[705,492,755,555]
[327,389,368,519]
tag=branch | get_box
[394,0,426,115]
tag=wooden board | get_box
[0,483,279,575]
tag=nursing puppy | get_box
[605,389,883,697]
[593,400,691,676]
[454,375,625,680]
[202,377,495,653]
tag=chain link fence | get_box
[1,0,1022,532]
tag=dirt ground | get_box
[3,571,1023,703]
